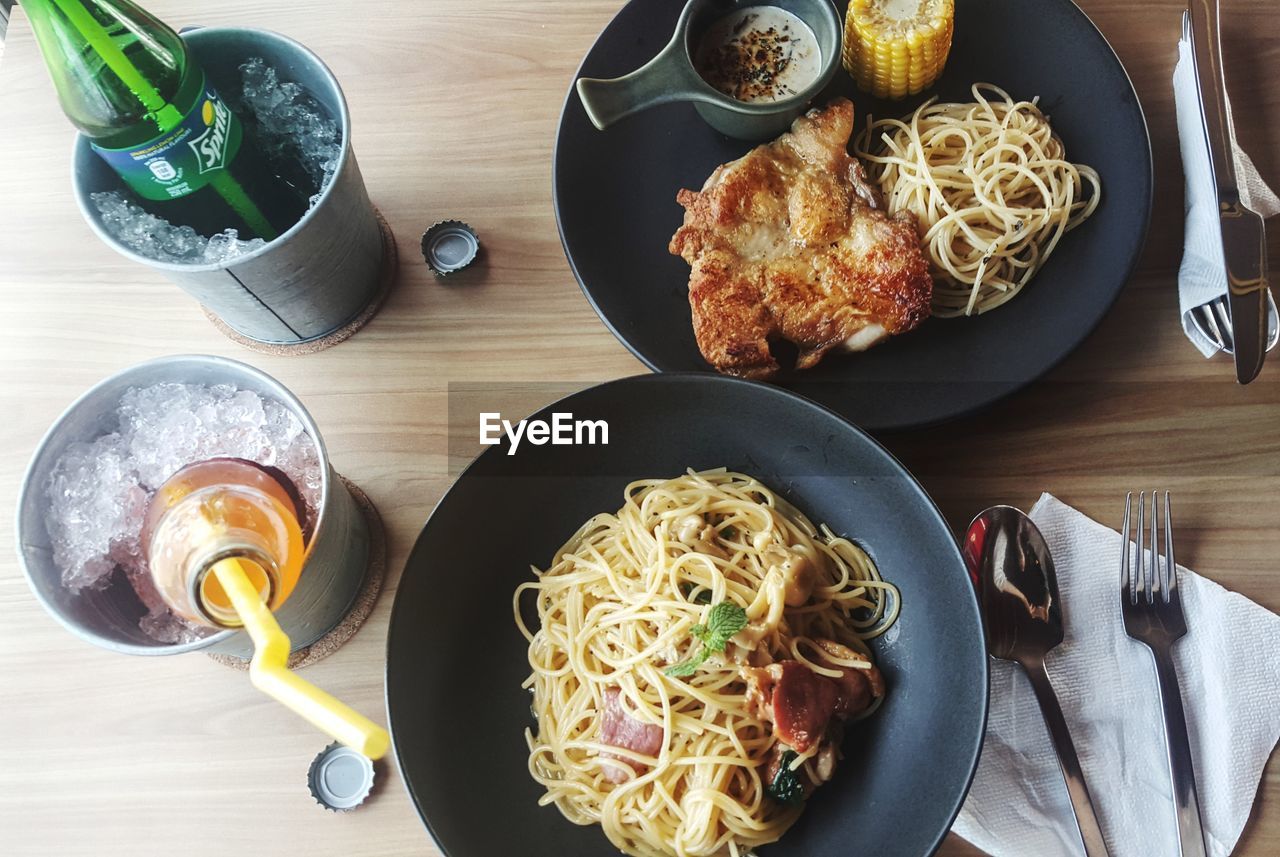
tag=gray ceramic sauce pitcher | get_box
[576,0,842,141]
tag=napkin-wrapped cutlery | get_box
[1184,1,1272,382]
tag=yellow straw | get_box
[210,557,390,760]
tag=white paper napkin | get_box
[952,494,1280,857]
[1174,34,1280,357]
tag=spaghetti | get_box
[513,470,899,857]
[855,83,1101,316]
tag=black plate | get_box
[387,374,988,857]
[554,0,1152,430]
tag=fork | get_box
[1119,492,1208,857]
[1190,291,1280,356]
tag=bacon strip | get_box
[830,668,874,719]
[814,639,884,720]
[771,661,839,753]
[599,687,664,783]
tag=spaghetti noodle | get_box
[513,470,899,857]
[855,83,1101,316]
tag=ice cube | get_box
[202,229,266,265]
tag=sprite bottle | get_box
[24,0,310,241]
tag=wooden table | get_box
[0,1,1275,854]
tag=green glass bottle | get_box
[24,0,309,241]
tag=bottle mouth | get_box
[191,545,279,628]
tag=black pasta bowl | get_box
[386,374,988,857]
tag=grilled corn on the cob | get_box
[843,0,955,100]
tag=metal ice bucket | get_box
[71,28,384,346]
[15,355,371,658]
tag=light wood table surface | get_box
[0,1,1276,855]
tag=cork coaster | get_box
[201,206,399,356]
[207,475,386,671]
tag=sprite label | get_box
[92,74,243,202]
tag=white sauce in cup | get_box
[695,6,822,104]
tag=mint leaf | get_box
[766,750,805,805]
[662,601,747,679]
[664,649,708,677]
[703,601,747,652]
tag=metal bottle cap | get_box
[421,220,479,276]
[307,742,375,811]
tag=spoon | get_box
[963,506,1111,857]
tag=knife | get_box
[1187,0,1270,384]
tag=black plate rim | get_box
[552,0,1154,432]
[551,41,658,377]
[385,372,991,857]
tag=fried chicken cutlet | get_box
[669,98,932,379]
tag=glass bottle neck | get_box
[144,460,307,630]
[190,547,280,629]
[24,0,194,143]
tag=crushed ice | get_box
[236,57,342,204]
[44,382,323,644]
[90,192,266,264]
[91,56,342,265]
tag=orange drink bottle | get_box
[142,456,390,758]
